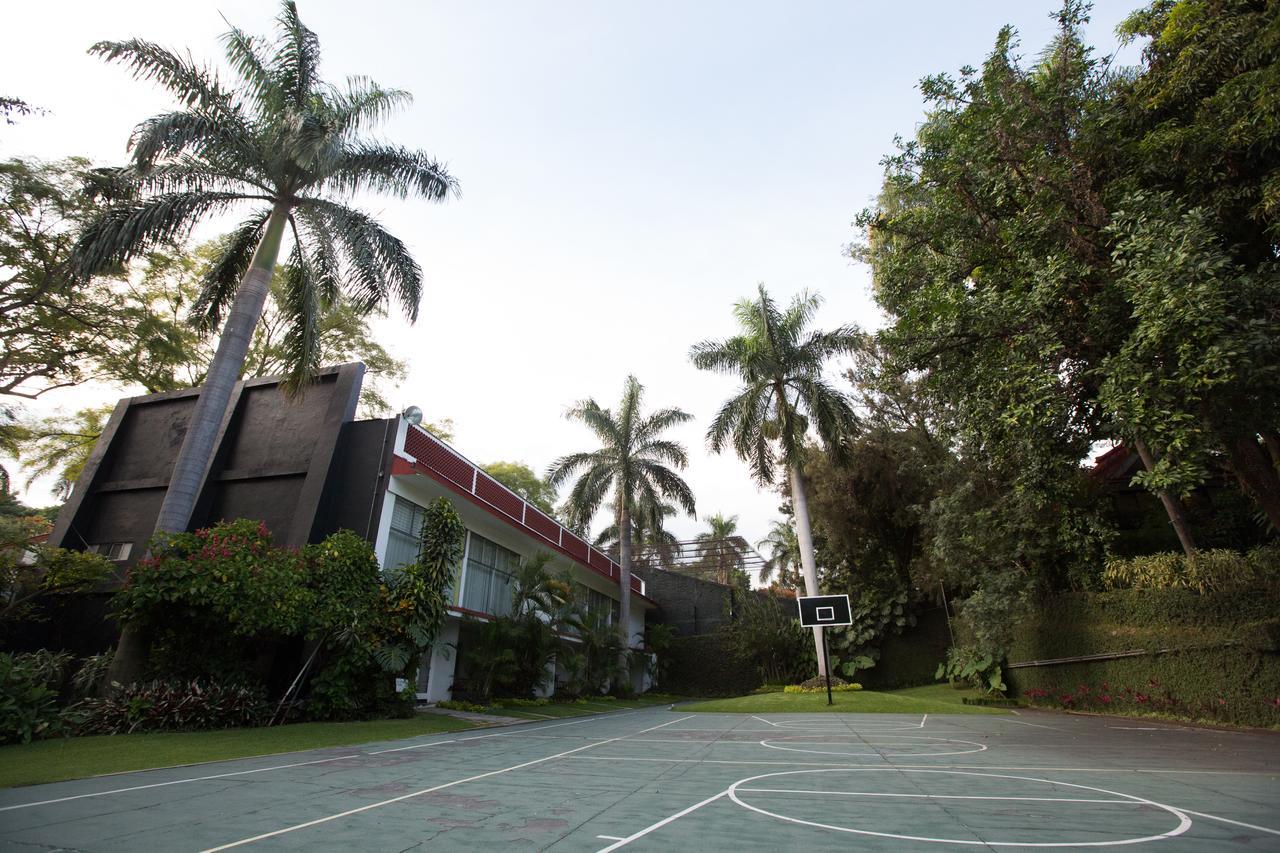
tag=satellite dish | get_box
[401,405,423,426]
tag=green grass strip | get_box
[0,715,482,789]
[679,683,1010,714]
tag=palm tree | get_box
[74,1,457,538]
[692,512,750,585]
[593,496,680,571]
[77,2,456,690]
[546,375,696,679]
[757,518,801,588]
[689,285,857,675]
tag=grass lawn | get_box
[679,683,1011,715]
[0,714,483,789]
[488,694,678,720]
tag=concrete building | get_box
[49,363,655,699]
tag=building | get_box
[48,364,655,699]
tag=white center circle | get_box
[727,768,1192,847]
[759,735,988,758]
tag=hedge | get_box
[1007,588,1280,728]
[660,634,761,697]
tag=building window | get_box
[385,496,427,571]
[574,582,619,629]
[462,532,519,617]
[89,542,132,561]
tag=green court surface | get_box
[0,706,1275,851]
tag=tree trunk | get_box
[1133,438,1197,558]
[1222,432,1280,532]
[1262,429,1280,471]
[104,202,290,693]
[789,464,826,677]
[154,201,290,534]
[617,504,633,691]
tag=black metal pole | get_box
[822,626,832,706]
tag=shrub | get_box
[436,699,488,713]
[73,680,269,734]
[1102,544,1280,594]
[494,697,549,708]
[783,681,862,694]
[71,651,113,699]
[0,652,63,744]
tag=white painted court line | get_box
[1179,809,1280,837]
[594,791,728,852]
[738,788,1132,804]
[200,715,696,852]
[566,755,1275,776]
[920,714,927,728]
[990,717,1060,730]
[596,835,624,841]
[0,753,361,814]
[368,709,639,753]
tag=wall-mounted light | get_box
[401,405,423,426]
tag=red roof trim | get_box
[392,426,653,606]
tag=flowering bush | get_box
[1017,678,1268,723]
[784,682,862,694]
[72,680,268,734]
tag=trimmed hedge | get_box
[661,634,761,697]
[1007,588,1280,728]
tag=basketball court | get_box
[0,705,1276,850]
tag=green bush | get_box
[436,699,488,713]
[0,652,63,744]
[72,680,269,734]
[1102,544,1280,594]
[783,682,862,694]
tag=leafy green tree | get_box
[482,461,559,517]
[547,375,696,669]
[691,512,750,586]
[0,158,128,400]
[73,0,457,544]
[690,285,857,675]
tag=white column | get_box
[423,617,461,703]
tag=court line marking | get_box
[0,710,646,811]
[201,715,696,852]
[990,717,1059,730]
[371,710,637,753]
[596,835,624,841]
[595,791,728,852]
[1179,809,1280,837]
[728,768,1192,848]
[565,755,1273,776]
[739,788,1132,804]
[759,735,988,758]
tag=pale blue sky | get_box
[3,1,1139,549]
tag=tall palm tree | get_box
[692,512,750,585]
[74,1,457,538]
[689,285,857,675]
[546,375,696,677]
[757,518,801,588]
[77,2,456,690]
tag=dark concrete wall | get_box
[634,568,737,637]
[50,363,367,577]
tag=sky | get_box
[2,1,1140,553]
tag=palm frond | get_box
[328,77,414,136]
[190,209,272,332]
[274,0,321,107]
[219,24,279,113]
[546,450,607,488]
[327,143,458,201]
[129,110,255,176]
[72,191,246,277]
[300,198,423,321]
[90,39,229,110]
[276,240,322,396]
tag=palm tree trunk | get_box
[1133,438,1197,558]
[788,465,826,677]
[154,200,290,534]
[616,505,633,691]
[105,201,290,691]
